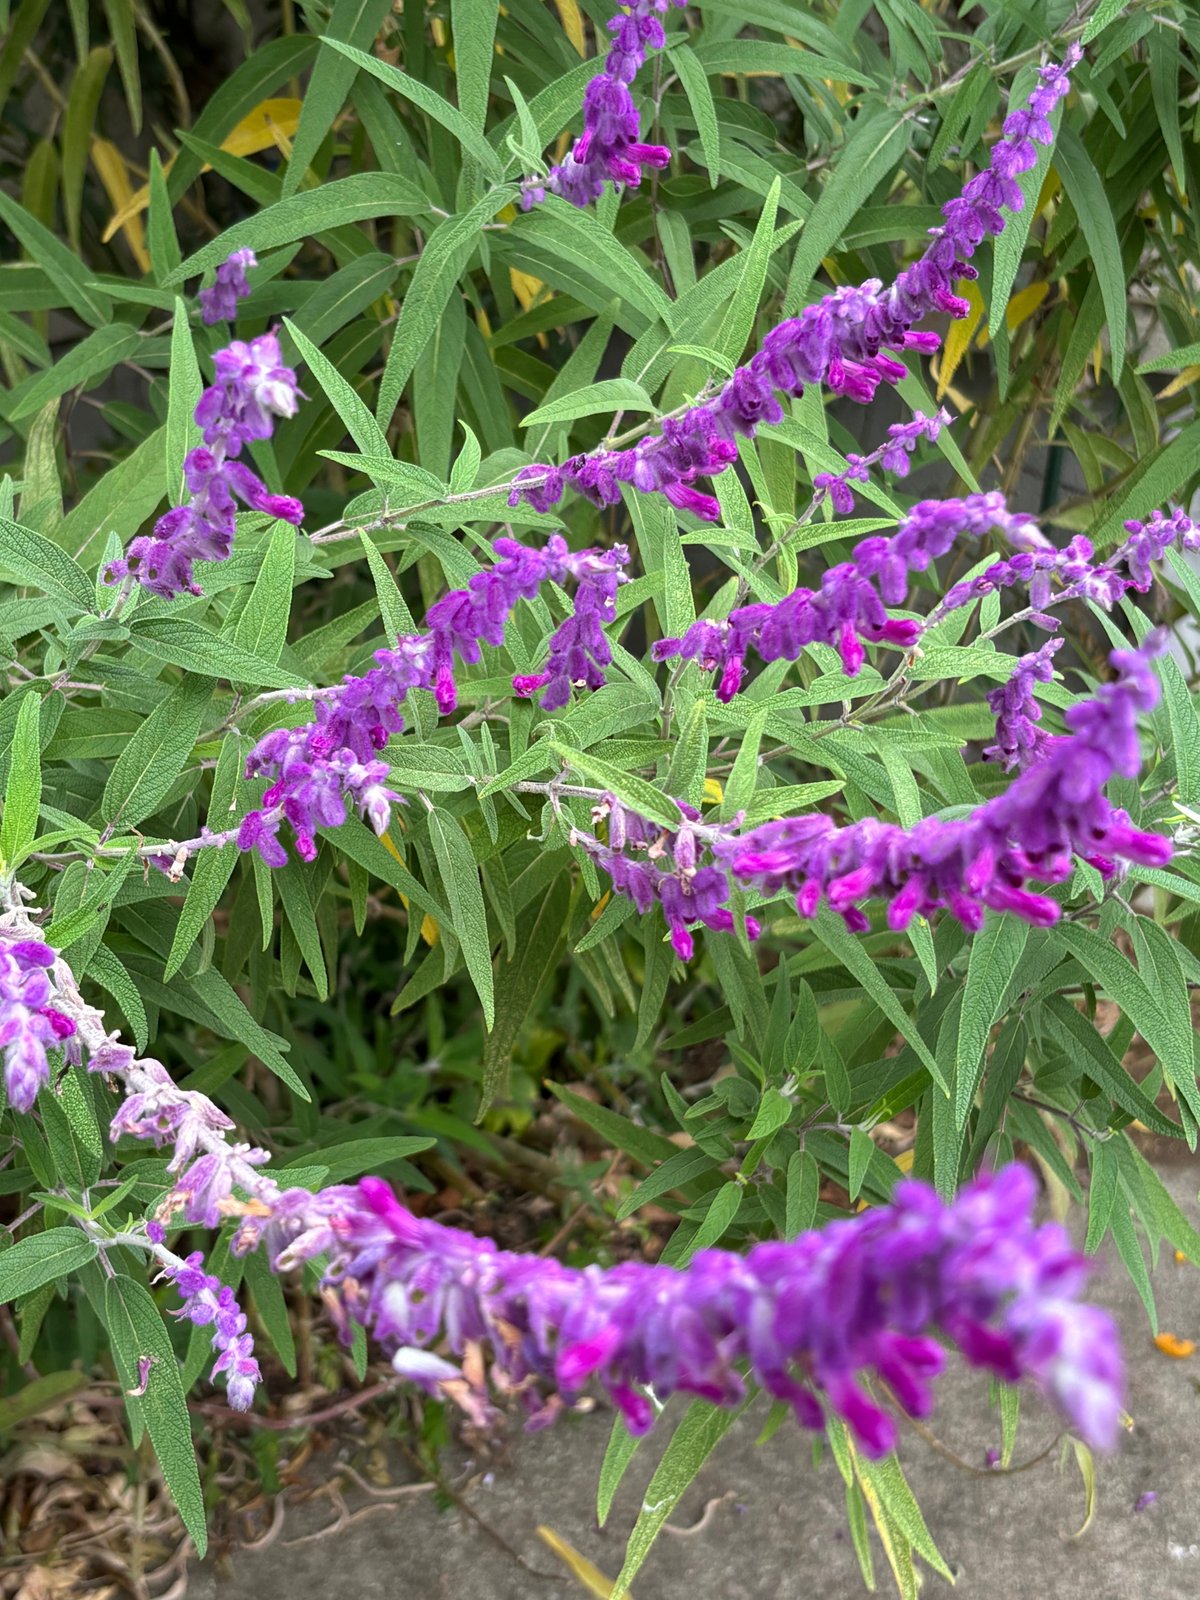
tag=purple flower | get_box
[510,50,1081,523]
[240,536,629,862]
[156,1245,261,1411]
[938,507,1200,624]
[278,1163,1121,1456]
[105,331,304,600]
[521,1,685,212]
[814,409,953,514]
[0,938,76,1113]
[719,635,1171,933]
[198,248,257,325]
[572,794,760,960]
[984,639,1063,772]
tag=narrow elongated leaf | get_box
[0,1229,98,1303]
[784,111,909,313]
[427,811,494,1031]
[166,302,202,505]
[283,0,397,195]
[0,191,112,325]
[322,40,504,178]
[479,875,570,1112]
[0,516,93,610]
[283,316,389,456]
[377,187,519,425]
[955,915,1029,1127]
[232,522,297,664]
[0,693,42,869]
[612,1399,748,1598]
[129,618,305,689]
[104,1275,206,1556]
[1053,127,1126,383]
[167,174,432,285]
[813,909,946,1091]
[100,674,211,829]
[452,0,499,131]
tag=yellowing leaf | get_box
[1154,1332,1196,1358]
[222,98,303,158]
[380,831,440,946]
[936,278,985,400]
[703,777,724,804]
[893,1148,915,1173]
[977,279,1049,348]
[1158,364,1200,399]
[510,267,547,310]
[102,98,304,242]
[1036,163,1061,218]
[555,0,587,56]
[536,1527,627,1598]
[1093,338,1104,385]
[590,890,612,920]
[90,138,150,272]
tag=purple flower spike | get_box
[984,639,1063,772]
[239,536,629,864]
[198,248,257,325]
[0,938,76,1113]
[718,635,1171,933]
[156,1246,261,1411]
[105,330,304,600]
[278,1163,1122,1456]
[511,49,1081,524]
[521,1,686,212]
[572,793,760,960]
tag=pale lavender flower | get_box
[0,938,75,1113]
[156,1245,261,1410]
[198,248,257,325]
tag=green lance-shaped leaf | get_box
[165,301,202,505]
[0,191,112,326]
[320,39,505,179]
[427,809,494,1032]
[0,515,94,610]
[954,913,1030,1128]
[377,186,519,427]
[479,875,571,1114]
[283,0,398,196]
[612,1397,750,1598]
[1053,127,1126,384]
[166,173,433,286]
[0,692,42,870]
[0,1228,98,1304]
[100,674,212,830]
[783,110,910,314]
[231,521,297,666]
[104,1274,207,1556]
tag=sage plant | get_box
[1,3,1198,1590]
